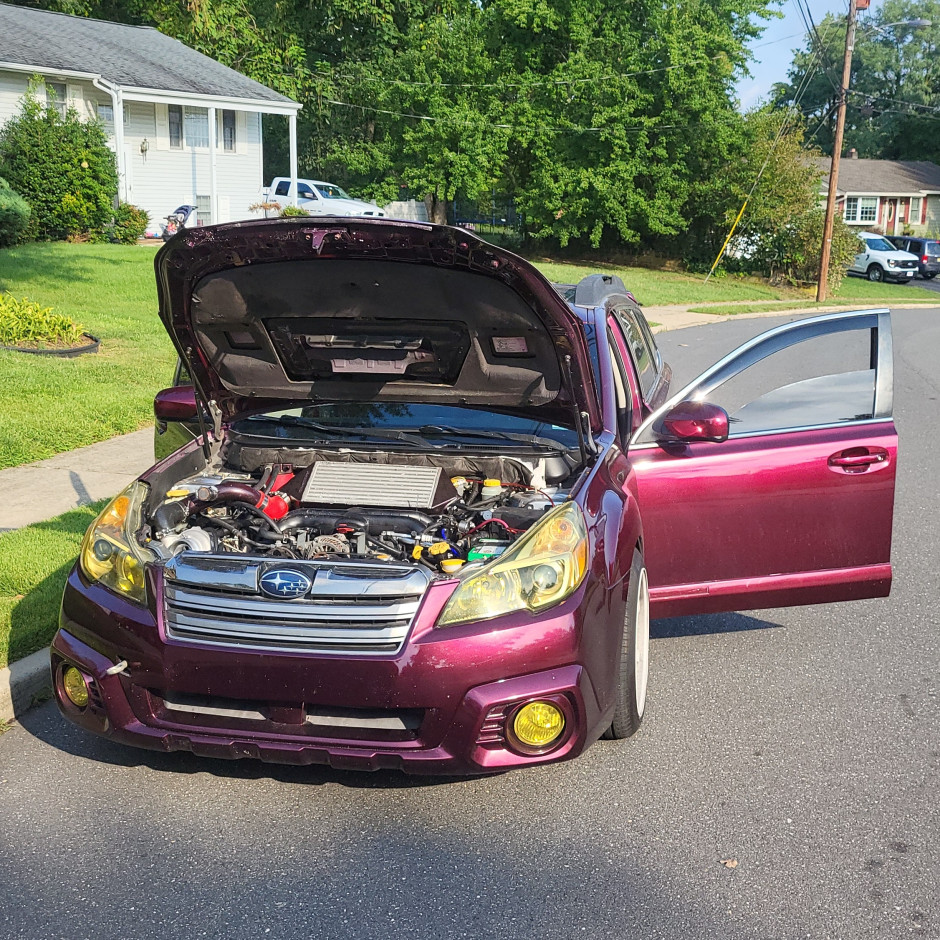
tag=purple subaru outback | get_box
[52,219,897,774]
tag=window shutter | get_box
[155,103,170,150]
[236,111,248,154]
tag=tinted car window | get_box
[274,181,289,196]
[865,237,896,252]
[613,306,657,398]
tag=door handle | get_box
[828,446,889,473]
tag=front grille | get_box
[163,554,430,655]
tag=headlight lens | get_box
[887,259,898,266]
[436,502,588,627]
[79,481,154,604]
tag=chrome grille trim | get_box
[163,554,430,655]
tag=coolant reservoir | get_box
[481,478,503,499]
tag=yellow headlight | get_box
[62,666,89,709]
[79,482,153,604]
[437,502,589,627]
[511,701,566,749]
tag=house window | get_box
[910,196,922,223]
[95,101,114,123]
[184,107,210,148]
[168,105,183,148]
[221,110,236,152]
[46,81,67,118]
[195,195,212,226]
[844,196,878,223]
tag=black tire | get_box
[867,265,884,282]
[925,273,937,280]
[602,548,650,740]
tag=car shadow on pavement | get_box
[651,611,783,639]
[15,701,495,791]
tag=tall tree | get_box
[773,0,940,161]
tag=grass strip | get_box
[0,500,106,669]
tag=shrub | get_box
[744,211,859,291]
[0,292,84,348]
[280,204,310,217]
[0,176,30,246]
[0,87,118,241]
[111,202,149,243]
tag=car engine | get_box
[145,458,568,577]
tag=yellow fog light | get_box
[511,701,565,751]
[62,666,89,709]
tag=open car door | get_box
[629,310,896,619]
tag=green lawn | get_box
[531,260,787,304]
[0,243,175,470]
[0,500,106,669]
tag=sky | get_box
[736,0,865,109]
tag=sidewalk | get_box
[0,427,155,532]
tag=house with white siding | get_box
[818,154,940,237]
[0,2,301,231]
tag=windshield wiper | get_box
[416,424,570,452]
[242,415,428,446]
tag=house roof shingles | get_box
[0,2,293,105]
[818,157,940,195]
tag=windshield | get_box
[865,237,896,252]
[231,403,578,447]
[315,183,352,200]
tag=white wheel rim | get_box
[634,568,650,717]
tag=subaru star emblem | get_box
[259,568,312,599]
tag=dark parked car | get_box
[52,219,897,775]
[887,235,940,279]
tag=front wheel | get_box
[867,264,885,282]
[602,548,650,740]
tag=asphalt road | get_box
[2,308,938,940]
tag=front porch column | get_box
[288,111,298,206]
[208,105,218,224]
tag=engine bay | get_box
[145,455,571,577]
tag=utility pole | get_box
[817,0,860,302]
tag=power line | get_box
[314,27,825,92]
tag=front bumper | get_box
[52,630,601,774]
[52,566,616,774]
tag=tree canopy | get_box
[14,0,804,255]
[772,0,940,162]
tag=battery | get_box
[467,538,510,562]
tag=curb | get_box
[0,648,51,724]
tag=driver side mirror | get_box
[657,400,729,443]
[154,385,198,422]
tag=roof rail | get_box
[573,273,630,308]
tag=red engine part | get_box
[256,492,291,521]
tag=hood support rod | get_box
[562,354,596,467]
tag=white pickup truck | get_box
[266,178,386,217]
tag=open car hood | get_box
[154,218,602,431]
